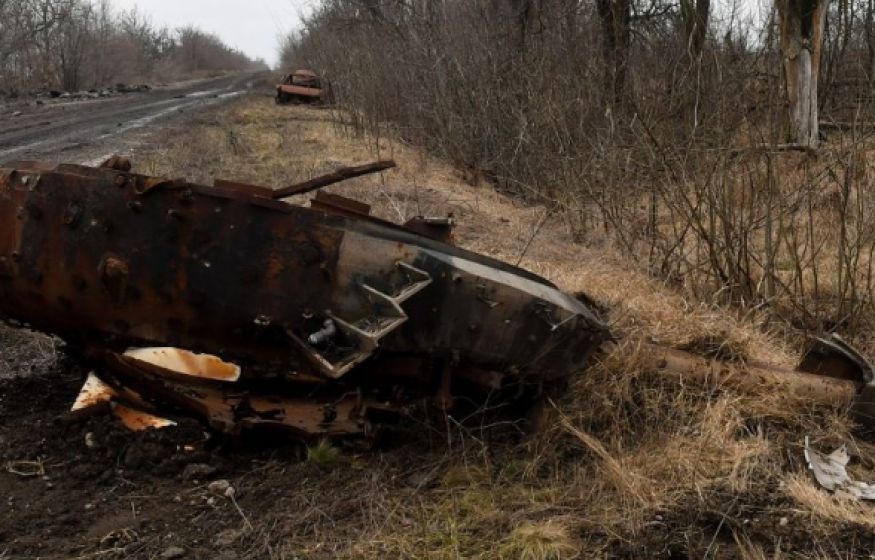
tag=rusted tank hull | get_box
[3,160,875,440]
[0,161,609,436]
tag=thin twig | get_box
[515,210,549,267]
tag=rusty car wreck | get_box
[275,69,332,106]
[1,158,874,440]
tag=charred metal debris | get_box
[275,69,333,106]
[2,157,875,441]
[0,157,609,439]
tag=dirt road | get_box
[0,73,264,164]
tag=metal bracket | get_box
[292,261,432,379]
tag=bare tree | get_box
[0,0,265,96]
[55,1,92,91]
[506,0,539,53]
[680,0,710,62]
[596,0,632,107]
[867,0,875,77]
[776,0,829,148]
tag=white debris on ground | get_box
[804,436,875,500]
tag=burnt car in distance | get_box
[276,69,333,106]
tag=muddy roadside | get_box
[0,350,444,560]
[0,72,273,165]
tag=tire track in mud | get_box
[0,72,264,165]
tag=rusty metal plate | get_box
[0,161,608,379]
[0,160,610,437]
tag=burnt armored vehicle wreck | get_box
[0,158,610,438]
[3,158,875,440]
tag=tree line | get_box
[283,0,875,337]
[0,0,267,96]
[282,0,867,156]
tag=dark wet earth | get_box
[0,73,265,165]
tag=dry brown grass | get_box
[125,95,875,558]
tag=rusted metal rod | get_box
[272,160,396,199]
[627,341,860,407]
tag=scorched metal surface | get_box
[0,160,610,436]
[3,160,875,440]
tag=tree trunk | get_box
[867,0,875,81]
[493,0,537,54]
[680,0,710,63]
[596,0,631,108]
[776,0,829,148]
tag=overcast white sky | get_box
[110,0,766,68]
[110,0,317,67]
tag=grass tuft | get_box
[500,520,578,560]
[306,439,342,468]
